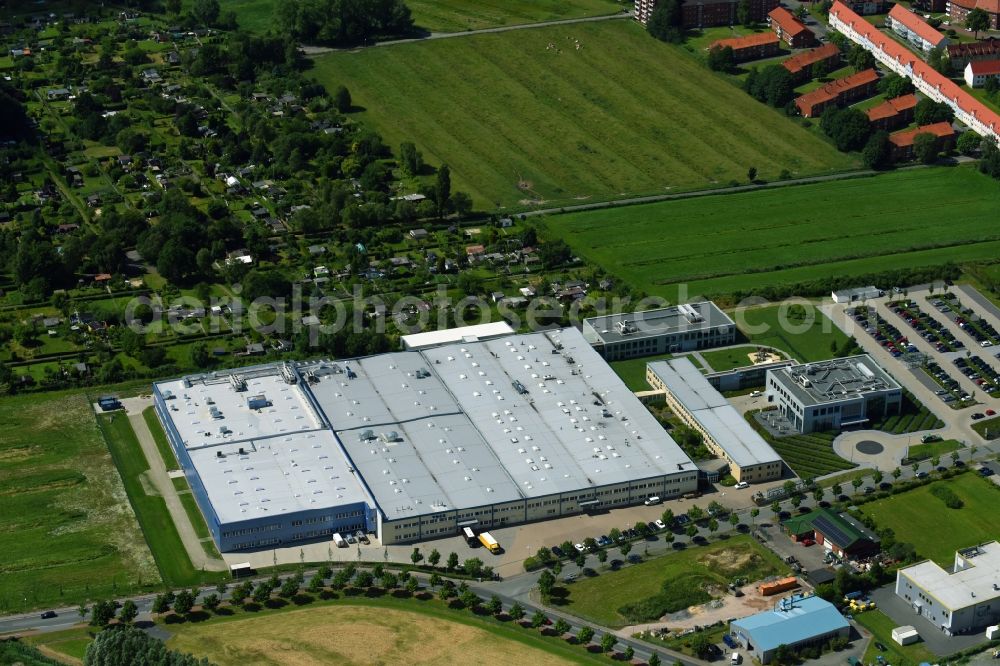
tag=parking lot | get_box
[826,283,1000,445]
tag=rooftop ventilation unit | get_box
[280,363,298,385]
[415,368,430,379]
[512,380,529,395]
[380,431,401,443]
[359,429,376,441]
[230,374,247,392]
[616,320,638,335]
[247,394,270,410]
[678,303,704,323]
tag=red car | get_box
[987,409,997,416]
[801,539,815,547]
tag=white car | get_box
[654,519,667,530]
[573,543,586,553]
[735,481,750,490]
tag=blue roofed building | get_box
[731,594,851,663]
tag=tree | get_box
[967,7,991,37]
[118,599,138,625]
[848,44,876,72]
[852,476,864,491]
[151,594,171,614]
[435,165,452,218]
[229,583,250,606]
[822,107,872,152]
[538,569,556,599]
[406,576,419,595]
[90,600,117,627]
[686,524,698,539]
[812,487,825,502]
[577,626,595,645]
[399,142,423,176]
[774,643,793,665]
[811,57,830,80]
[428,548,441,567]
[687,505,704,521]
[173,590,195,615]
[600,632,617,654]
[872,470,884,484]
[280,576,301,598]
[334,86,352,113]
[84,625,206,665]
[737,0,752,26]
[451,191,473,219]
[707,45,736,73]
[879,73,915,99]
[928,46,948,74]
[750,508,760,524]
[252,582,272,605]
[460,589,479,609]
[411,547,423,565]
[509,602,526,622]
[660,509,675,527]
[708,518,719,534]
[690,633,713,658]
[915,98,954,126]
[913,133,940,164]
[649,652,662,666]
[862,130,892,169]
[447,552,459,571]
[729,512,740,528]
[463,557,484,578]
[770,500,781,514]
[957,131,982,156]
[531,610,548,628]
[202,593,220,612]
[624,645,635,661]
[647,0,685,43]
[192,0,220,26]
[747,166,757,183]
[487,595,503,616]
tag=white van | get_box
[333,532,347,548]
[643,496,661,506]
[731,653,741,665]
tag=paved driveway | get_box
[870,586,987,655]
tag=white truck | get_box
[333,532,347,548]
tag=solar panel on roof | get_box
[813,515,857,548]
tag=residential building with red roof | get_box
[829,1,1000,145]
[889,122,956,160]
[947,38,1000,70]
[866,94,919,130]
[782,43,842,83]
[948,0,1000,31]
[887,3,950,54]
[635,0,779,27]
[768,7,817,48]
[966,59,1000,86]
[794,68,879,117]
[709,32,781,62]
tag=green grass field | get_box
[0,392,159,614]
[699,345,779,372]
[220,0,621,34]
[609,352,678,390]
[972,414,1000,439]
[313,20,854,209]
[98,413,224,588]
[545,167,1000,300]
[408,0,623,32]
[855,610,937,665]
[906,439,961,461]
[563,535,788,627]
[737,305,849,362]
[860,473,1000,566]
[762,429,855,479]
[143,406,179,470]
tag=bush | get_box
[930,484,964,509]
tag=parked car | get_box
[551,545,565,558]
[988,409,997,416]
[597,535,612,547]
[563,572,577,582]
[980,467,995,477]
[734,481,749,489]
[573,543,586,553]
[355,531,370,545]
[40,610,57,619]
[654,519,667,530]
[916,471,928,479]
[972,413,986,420]
[801,538,815,547]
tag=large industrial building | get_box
[582,301,736,361]
[896,542,1000,635]
[765,355,902,433]
[647,358,783,483]
[154,327,699,552]
[731,594,850,663]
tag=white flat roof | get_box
[901,541,1000,611]
[157,328,696,525]
[648,358,782,469]
[400,322,515,350]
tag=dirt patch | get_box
[697,547,758,575]
[167,605,575,666]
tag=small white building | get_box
[891,626,919,646]
[965,59,1000,88]
[831,285,883,303]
